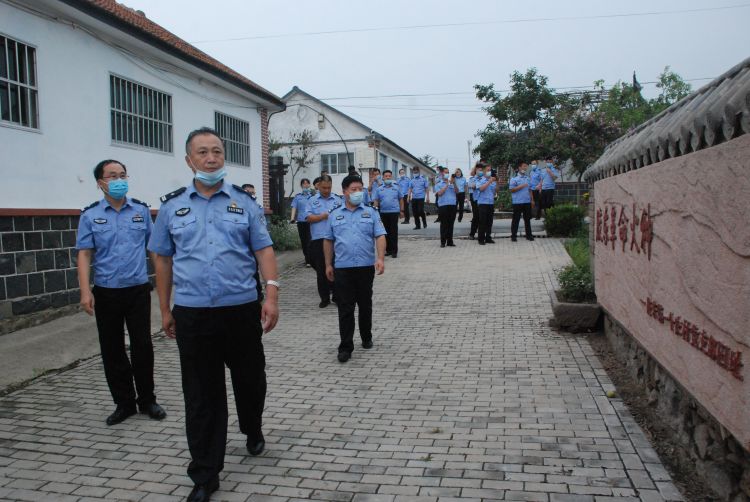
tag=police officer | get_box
[408,167,429,229]
[433,166,448,224]
[453,168,467,222]
[397,168,411,224]
[369,167,382,200]
[509,161,536,242]
[372,169,403,258]
[304,174,342,308]
[540,156,560,218]
[148,127,280,502]
[476,164,497,245]
[289,178,313,267]
[434,169,458,248]
[529,161,544,220]
[323,175,386,363]
[468,163,482,239]
[76,160,167,427]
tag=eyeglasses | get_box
[102,174,129,181]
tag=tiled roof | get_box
[584,56,750,182]
[62,0,284,109]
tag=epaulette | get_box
[160,187,186,204]
[81,201,99,213]
[130,198,150,208]
[232,184,255,198]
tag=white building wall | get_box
[0,2,265,210]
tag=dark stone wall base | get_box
[604,314,750,501]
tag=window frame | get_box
[215,111,251,167]
[320,152,354,175]
[109,73,173,154]
[0,33,39,131]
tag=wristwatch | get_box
[266,279,280,289]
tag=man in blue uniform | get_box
[509,162,536,242]
[289,178,313,267]
[323,175,386,363]
[373,169,404,258]
[529,161,544,220]
[434,170,458,248]
[540,156,560,218]
[397,168,411,224]
[304,175,342,308]
[76,160,167,427]
[148,128,280,502]
[476,164,497,245]
[453,168,467,222]
[467,164,482,239]
[369,167,382,201]
[408,167,429,229]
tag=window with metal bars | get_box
[214,111,250,166]
[110,75,172,153]
[0,34,38,129]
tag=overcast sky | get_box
[123,0,750,168]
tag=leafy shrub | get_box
[563,232,590,270]
[494,188,512,210]
[268,220,301,251]
[557,264,596,303]
[544,203,586,237]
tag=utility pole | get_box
[467,140,472,169]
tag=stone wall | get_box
[604,314,750,501]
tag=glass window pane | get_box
[0,37,7,79]
[9,84,19,123]
[0,82,9,121]
[7,40,17,81]
[17,44,27,84]
[19,86,28,126]
[29,89,37,128]
[27,47,36,86]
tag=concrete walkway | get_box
[0,238,682,501]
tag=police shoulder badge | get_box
[93,218,107,224]
[175,207,191,217]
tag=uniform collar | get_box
[344,203,365,212]
[101,196,132,211]
[187,180,231,199]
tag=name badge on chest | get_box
[227,206,244,215]
[336,215,344,220]
[132,215,145,223]
[361,212,371,219]
[175,207,191,217]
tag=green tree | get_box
[287,129,317,195]
[419,154,437,167]
[654,65,692,111]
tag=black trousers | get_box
[401,195,410,222]
[456,193,466,222]
[309,238,335,301]
[541,189,555,212]
[411,198,427,228]
[93,283,155,408]
[334,266,375,354]
[532,190,542,218]
[434,195,440,222]
[173,301,265,485]
[380,212,399,256]
[469,195,479,237]
[296,222,312,265]
[477,204,494,242]
[438,205,457,245]
[511,203,533,238]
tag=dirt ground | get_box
[587,333,720,502]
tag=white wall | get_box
[0,2,266,210]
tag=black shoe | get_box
[434,219,440,223]
[140,402,166,421]
[391,254,397,259]
[187,477,219,502]
[424,222,428,228]
[447,242,456,247]
[106,405,136,426]
[331,297,338,305]
[526,236,535,241]
[486,239,496,244]
[362,339,373,349]
[440,243,446,248]
[535,217,541,220]
[413,226,420,230]
[337,351,351,363]
[478,241,485,245]
[246,433,265,456]
[319,299,330,308]
[468,235,475,240]
[511,237,517,242]
[385,252,392,257]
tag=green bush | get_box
[544,203,586,237]
[563,232,590,270]
[268,220,301,251]
[494,188,512,210]
[557,264,596,303]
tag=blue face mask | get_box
[348,191,364,205]
[384,179,394,185]
[194,167,226,187]
[302,187,311,194]
[547,162,553,168]
[476,171,484,177]
[106,179,128,200]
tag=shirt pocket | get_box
[170,214,197,235]
[91,224,115,247]
[221,213,250,242]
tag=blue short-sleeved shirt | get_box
[304,193,342,240]
[542,164,560,189]
[76,197,152,289]
[147,182,273,308]
[290,192,312,223]
[374,183,402,213]
[476,178,497,205]
[410,175,429,199]
[435,180,457,207]
[397,176,411,197]
[322,204,387,268]
[530,168,543,191]
[454,176,467,193]
[509,174,532,204]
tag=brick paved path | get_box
[0,238,683,501]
